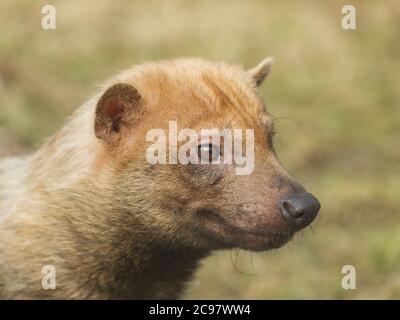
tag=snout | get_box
[278,193,320,231]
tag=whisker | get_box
[272,115,299,125]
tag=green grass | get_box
[1,0,399,299]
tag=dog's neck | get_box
[62,204,209,299]
[39,172,209,299]
[99,238,209,299]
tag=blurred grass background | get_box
[1,0,399,299]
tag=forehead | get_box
[129,59,273,132]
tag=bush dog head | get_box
[94,58,320,253]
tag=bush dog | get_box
[0,58,320,299]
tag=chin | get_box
[194,227,294,252]
[233,231,294,251]
[192,209,294,252]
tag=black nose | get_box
[278,193,320,231]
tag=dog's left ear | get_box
[247,57,274,86]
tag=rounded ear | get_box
[94,83,142,143]
[247,57,274,86]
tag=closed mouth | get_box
[194,208,293,251]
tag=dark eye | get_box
[197,143,221,163]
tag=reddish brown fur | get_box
[0,57,308,299]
